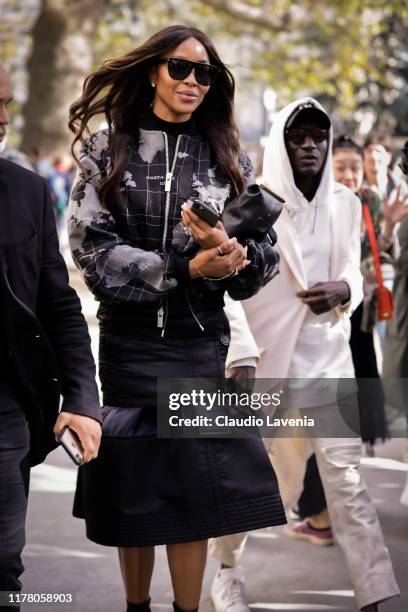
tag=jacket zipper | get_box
[162,132,182,251]
[157,133,182,336]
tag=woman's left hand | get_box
[182,205,229,249]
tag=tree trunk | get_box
[21,0,110,157]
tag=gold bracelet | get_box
[193,262,235,281]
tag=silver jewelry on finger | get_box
[217,246,224,256]
[184,226,192,236]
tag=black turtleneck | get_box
[139,109,199,168]
[139,108,197,138]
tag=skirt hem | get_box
[73,492,286,547]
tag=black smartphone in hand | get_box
[190,200,220,227]
[57,426,84,466]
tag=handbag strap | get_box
[362,201,384,290]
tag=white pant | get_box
[209,437,399,610]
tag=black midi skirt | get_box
[73,318,286,547]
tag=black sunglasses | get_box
[285,127,329,145]
[157,57,220,86]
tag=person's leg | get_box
[297,454,328,521]
[0,387,31,612]
[166,540,208,611]
[208,533,248,568]
[313,437,399,610]
[298,453,331,529]
[298,454,327,519]
[118,547,154,608]
[284,453,333,546]
[306,508,330,529]
[208,534,249,612]
[350,304,388,443]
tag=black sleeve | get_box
[225,233,280,300]
[37,179,101,422]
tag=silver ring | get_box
[184,226,192,236]
[217,246,224,256]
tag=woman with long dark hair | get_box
[68,25,285,612]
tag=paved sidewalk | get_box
[23,449,407,612]
[21,268,407,612]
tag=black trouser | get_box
[297,454,327,520]
[350,303,388,442]
[0,383,30,610]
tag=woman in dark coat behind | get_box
[67,25,285,612]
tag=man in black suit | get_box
[0,65,101,608]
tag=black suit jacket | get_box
[0,158,100,466]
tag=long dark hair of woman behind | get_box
[68,25,244,212]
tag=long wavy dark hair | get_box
[69,25,245,210]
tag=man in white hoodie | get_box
[210,99,399,612]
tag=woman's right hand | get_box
[182,206,229,249]
[189,237,250,279]
[382,185,408,230]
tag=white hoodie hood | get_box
[262,97,334,214]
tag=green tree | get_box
[20,0,112,155]
[1,0,407,154]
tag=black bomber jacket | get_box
[68,121,279,335]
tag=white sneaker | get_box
[210,566,250,612]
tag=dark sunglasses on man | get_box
[157,57,220,86]
[285,127,329,145]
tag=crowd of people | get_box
[0,22,407,612]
